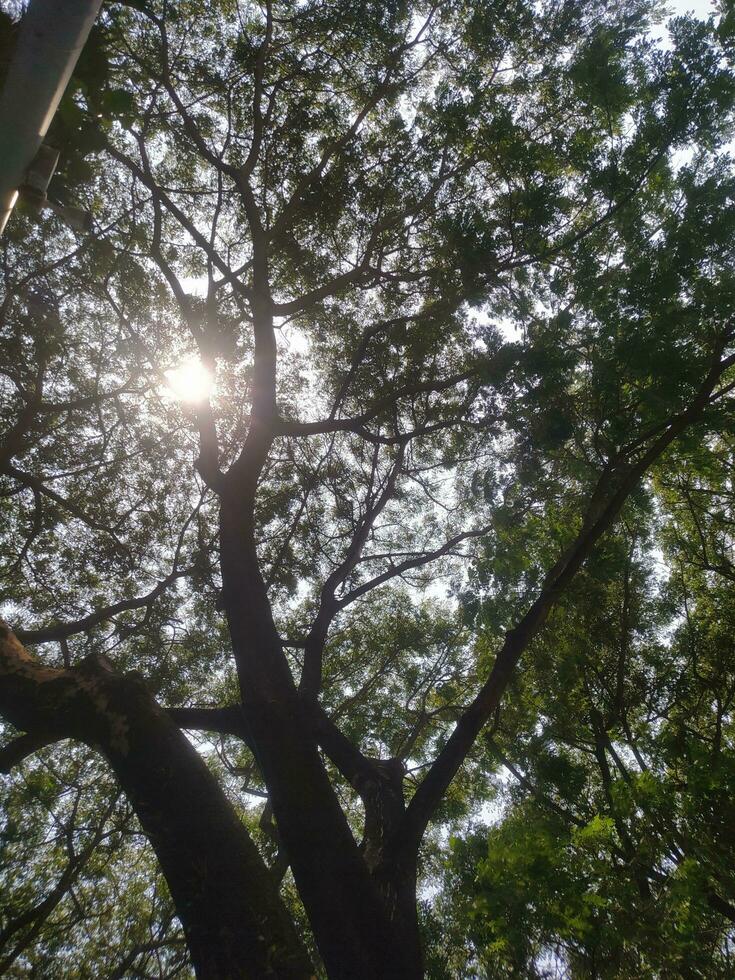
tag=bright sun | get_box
[165,359,213,403]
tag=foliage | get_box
[1,0,735,976]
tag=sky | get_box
[652,0,718,48]
[668,0,716,15]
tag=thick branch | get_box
[0,622,313,979]
[0,730,58,774]
[166,704,248,739]
[398,351,735,850]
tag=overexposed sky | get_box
[668,0,716,16]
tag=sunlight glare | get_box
[165,358,213,403]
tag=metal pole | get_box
[0,0,104,235]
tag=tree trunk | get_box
[355,759,424,970]
[99,668,314,979]
[219,498,423,979]
[0,624,313,980]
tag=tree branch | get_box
[397,348,735,850]
[0,622,314,978]
[16,567,192,644]
[166,705,248,740]
[0,730,58,774]
[337,525,491,609]
[300,444,405,698]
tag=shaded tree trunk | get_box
[356,759,424,972]
[0,623,313,980]
[219,494,423,979]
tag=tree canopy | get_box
[2,0,735,976]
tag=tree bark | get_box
[355,759,423,971]
[219,495,422,979]
[0,623,313,980]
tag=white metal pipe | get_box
[0,0,103,235]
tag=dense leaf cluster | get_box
[1,0,735,976]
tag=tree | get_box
[1,0,735,976]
